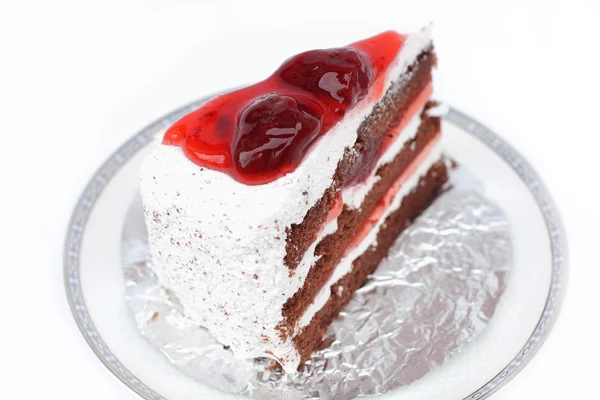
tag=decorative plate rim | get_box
[63,95,568,400]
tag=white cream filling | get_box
[426,102,449,117]
[296,217,339,273]
[298,140,442,328]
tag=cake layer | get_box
[280,105,441,334]
[294,159,448,363]
[284,47,436,270]
[298,137,442,329]
[342,84,433,209]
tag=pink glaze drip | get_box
[326,194,344,224]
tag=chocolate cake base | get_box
[293,160,448,364]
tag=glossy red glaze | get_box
[163,31,405,185]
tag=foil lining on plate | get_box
[122,168,511,399]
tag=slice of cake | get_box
[140,26,447,372]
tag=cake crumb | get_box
[318,335,336,350]
[151,312,159,321]
[265,359,281,372]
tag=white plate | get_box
[64,96,567,400]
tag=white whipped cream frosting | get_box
[140,26,433,372]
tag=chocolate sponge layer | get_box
[281,107,441,335]
[293,159,448,364]
[284,48,436,271]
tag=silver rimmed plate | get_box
[64,94,567,400]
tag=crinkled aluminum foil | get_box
[122,167,511,399]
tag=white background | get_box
[1,0,598,399]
